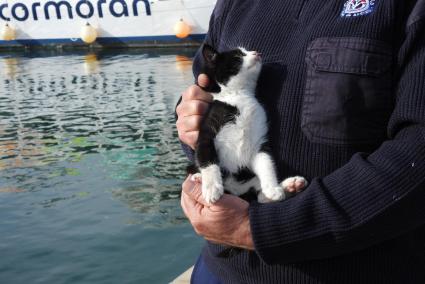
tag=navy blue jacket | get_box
[182,0,425,282]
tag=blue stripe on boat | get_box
[0,34,206,45]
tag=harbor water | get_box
[0,49,203,284]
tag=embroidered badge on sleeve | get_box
[341,0,376,17]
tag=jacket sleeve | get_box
[176,0,231,162]
[249,17,425,264]
[192,0,231,78]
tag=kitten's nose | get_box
[252,51,261,60]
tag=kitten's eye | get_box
[236,50,245,58]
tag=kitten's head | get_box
[202,44,262,90]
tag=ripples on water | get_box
[0,49,202,283]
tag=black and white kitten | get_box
[192,44,307,204]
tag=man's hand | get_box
[181,175,255,250]
[176,74,213,150]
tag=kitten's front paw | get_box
[202,180,224,204]
[258,186,285,203]
[257,192,272,203]
[281,176,308,194]
[200,165,224,204]
[190,173,202,183]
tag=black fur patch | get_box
[186,164,198,175]
[196,100,239,168]
[260,142,272,154]
[202,44,245,86]
[233,168,256,183]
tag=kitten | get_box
[191,44,307,204]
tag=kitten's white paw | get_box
[259,186,285,203]
[281,176,308,193]
[191,173,202,183]
[201,165,223,204]
[202,179,224,204]
[257,192,271,203]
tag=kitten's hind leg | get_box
[281,176,308,194]
[251,152,285,203]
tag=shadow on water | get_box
[0,48,202,284]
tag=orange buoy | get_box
[1,23,16,41]
[80,23,97,44]
[174,19,191,39]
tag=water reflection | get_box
[83,53,100,75]
[0,49,195,223]
[0,49,205,284]
[2,57,20,78]
[175,55,192,72]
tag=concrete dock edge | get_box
[171,266,193,284]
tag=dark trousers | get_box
[191,255,222,284]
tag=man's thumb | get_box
[183,175,203,201]
[198,74,210,89]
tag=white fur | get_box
[191,173,202,183]
[200,164,223,204]
[213,49,284,202]
[200,48,306,203]
[213,49,266,173]
[213,95,268,173]
[251,152,285,202]
[220,48,262,93]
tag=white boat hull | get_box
[0,0,215,46]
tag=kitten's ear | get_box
[202,44,218,65]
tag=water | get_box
[0,49,203,284]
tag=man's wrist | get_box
[238,212,254,250]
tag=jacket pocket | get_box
[301,37,394,145]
